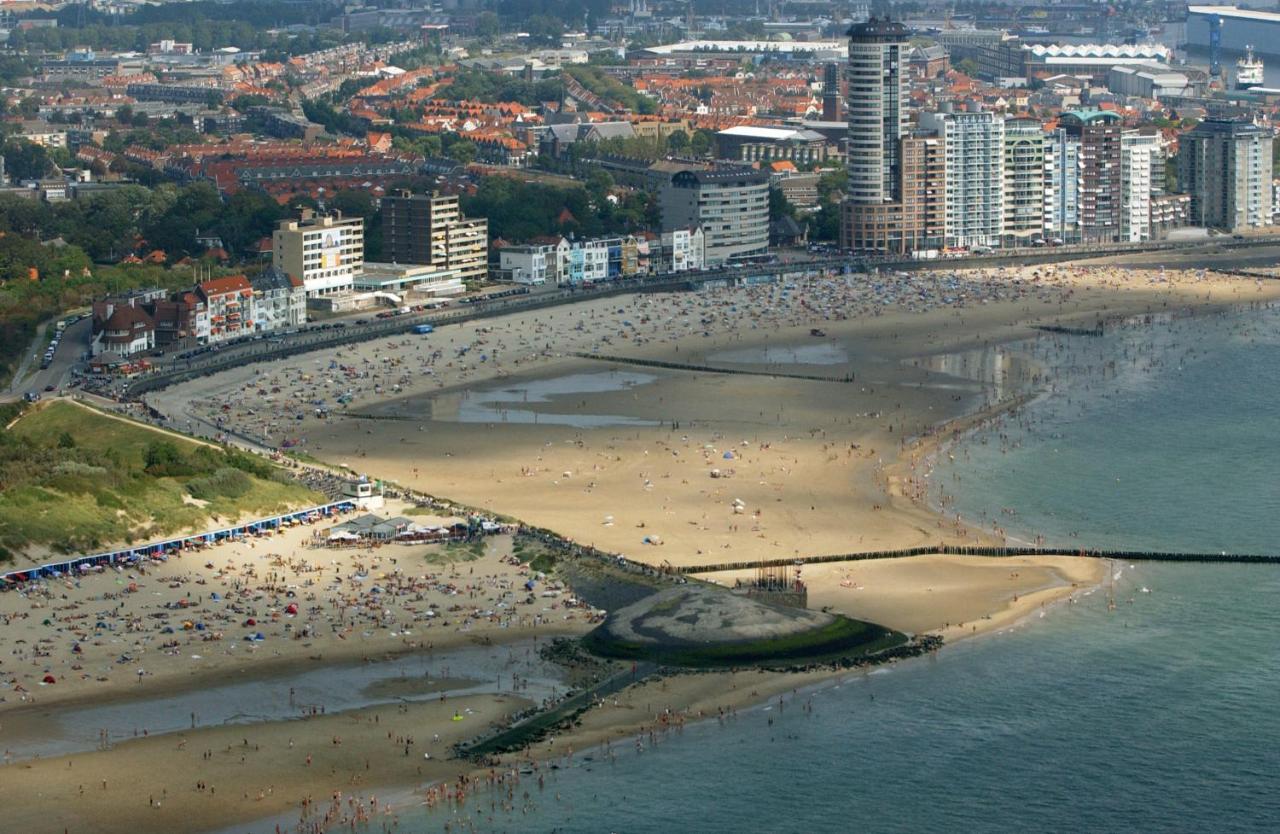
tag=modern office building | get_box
[1179,119,1273,231]
[920,109,1005,249]
[272,209,365,298]
[380,190,489,284]
[659,167,770,264]
[1003,118,1046,246]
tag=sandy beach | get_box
[5,261,1277,833]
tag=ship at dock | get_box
[1236,46,1264,90]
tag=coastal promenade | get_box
[118,234,1280,400]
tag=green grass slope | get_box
[0,400,321,562]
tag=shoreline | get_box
[6,264,1279,834]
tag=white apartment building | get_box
[499,243,557,285]
[921,109,1005,249]
[248,266,308,331]
[659,227,706,273]
[1120,130,1159,242]
[1044,128,1080,243]
[846,18,910,204]
[1003,117,1046,246]
[272,210,365,298]
[561,237,611,283]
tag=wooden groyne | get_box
[677,544,1280,574]
[572,352,854,383]
[1031,324,1104,337]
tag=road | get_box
[7,316,90,399]
[9,232,1280,405]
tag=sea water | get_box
[227,307,1280,833]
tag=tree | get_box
[447,140,477,164]
[816,168,849,203]
[690,129,714,157]
[666,130,689,153]
[476,11,500,43]
[768,187,796,223]
[2,141,52,181]
[956,58,980,78]
[585,169,614,205]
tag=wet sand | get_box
[7,262,1276,833]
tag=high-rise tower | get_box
[845,17,909,204]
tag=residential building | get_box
[658,227,706,273]
[273,210,365,298]
[1044,128,1081,243]
[380,190,489,284]
[197,275,254,343]
[1151,193,1191,239]
[921,109,1005,249]
[248,266,307,331]
[1061,110,1123,243]
[772,170,822,211]
[841,131,945,254]
[1003,118,1046,246]
[659,167,770,264]
[1179,119,1274,232]
[251,107,325,141]
[151,292,209,346]
[92,305,155,357]
[498,242,557,285]
[845,17,909,205]
[1120,130,1159,242]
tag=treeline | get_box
[460,175,655,242]
[564,65,655,114]
[433,68,565,107]
[14,0,345,54]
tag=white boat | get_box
[1236,46,1264,90]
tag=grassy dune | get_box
[0,400,321,561]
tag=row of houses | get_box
[495,227,706,285]
[91,267,305,357]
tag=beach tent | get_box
[42,675,56,684]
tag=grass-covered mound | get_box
[0,400,321,561]
[581,583,905,668]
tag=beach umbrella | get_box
[285,603,298,615]
[42,674,56,684]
